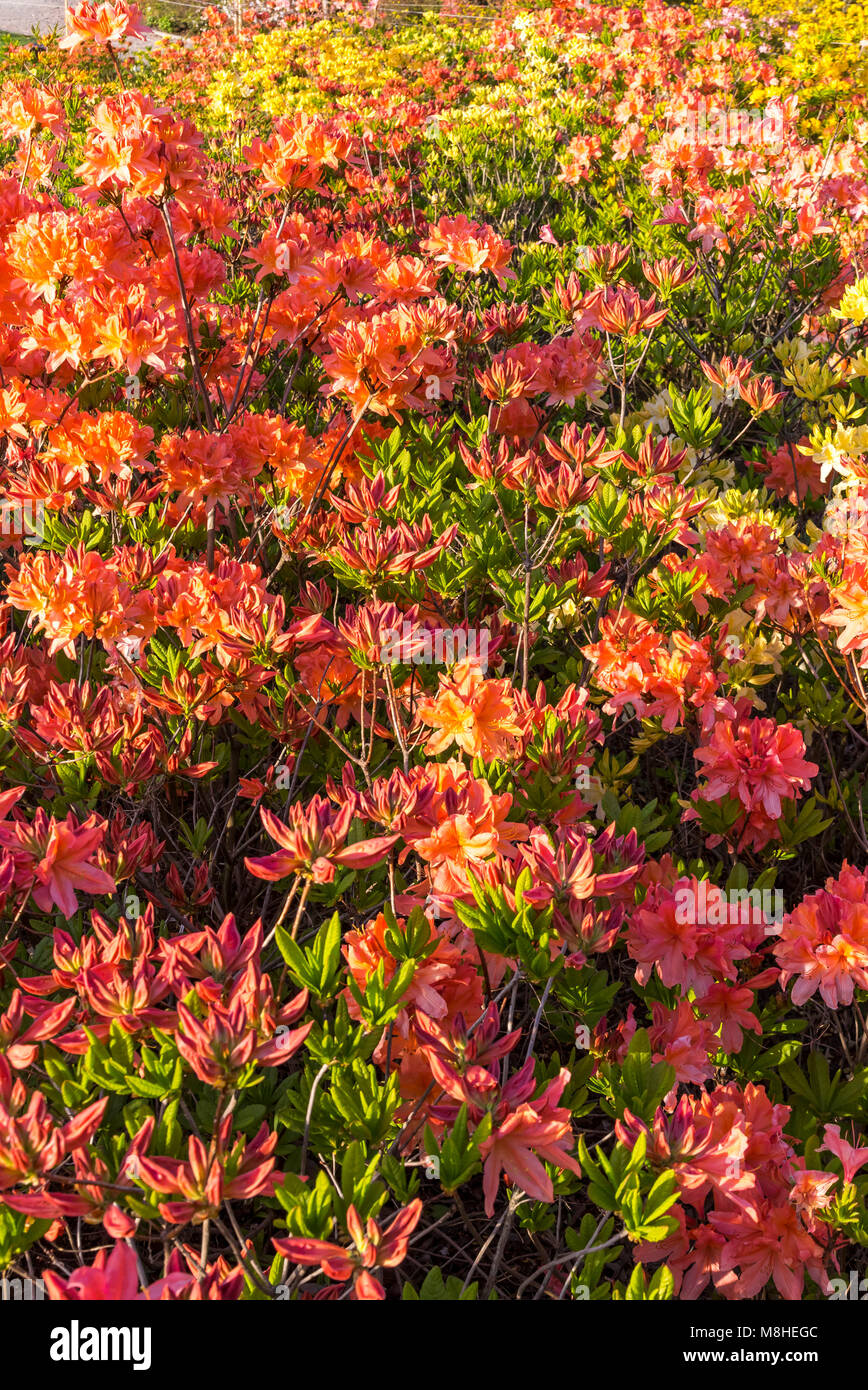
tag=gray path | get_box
[1,1,68,36]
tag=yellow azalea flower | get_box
[833,276,868,325]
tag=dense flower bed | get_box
[0,0,867,1302]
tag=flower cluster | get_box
[0,0,864,1308]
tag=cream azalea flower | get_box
[671,436,698,469]
[844,347,868,378]
[808,424,868,483]
[546,597,578,631]
[640,387,674,433]
[812,437,847,481]
[773,335,811,368]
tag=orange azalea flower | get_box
[156,428,257,518]
[416,658,523,761]
[825,560,868,658]
[402,761,528,910]
[44,410,154,487]
[343,911,462,1028]
[421,215,515,287]
[321,304,458,417]
[75,92,203,208]
[244,114,354,196]
[90,289,172,376]
[60,1,146,51]
[0,81,66,142]
[6,544,156,658]
[6,211,86,304]
[558,133,602,184]
[0,384,30,441]
[21,305,91,375]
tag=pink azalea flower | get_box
[0,809,115,918]
[479,1066,582,1215]
[710,1200,828,1301]
[31,817,116,917]
[689,710,818,851]
[774,866,868,1009]
[695,982,762,1052]
[820,1124,868,1184]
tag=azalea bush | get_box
[0,0,867,1304]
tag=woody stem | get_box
[159,205,216,435]
[290,880,312,941]
[263,879,300,950]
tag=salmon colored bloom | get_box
[477,1063,582,1215]
[401,761,528,910]
[819,1124,868,1184]
[628,877,762,994]
[44,1241,243,1300]
[0,809,115,918]
[244,799,398,884]
[789,1168,838,1221]
[710,1200,828,1301]
[0,81,66,141]
[273,1199,422,1300]
[688,707,818,851]
[760,438,825,503]
[774,865,868,1008]
[649,999,716,1086]
[694,982,762,1053]
[343,911,461,1026]
[558,133,602,184]
[825,560,868,658]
